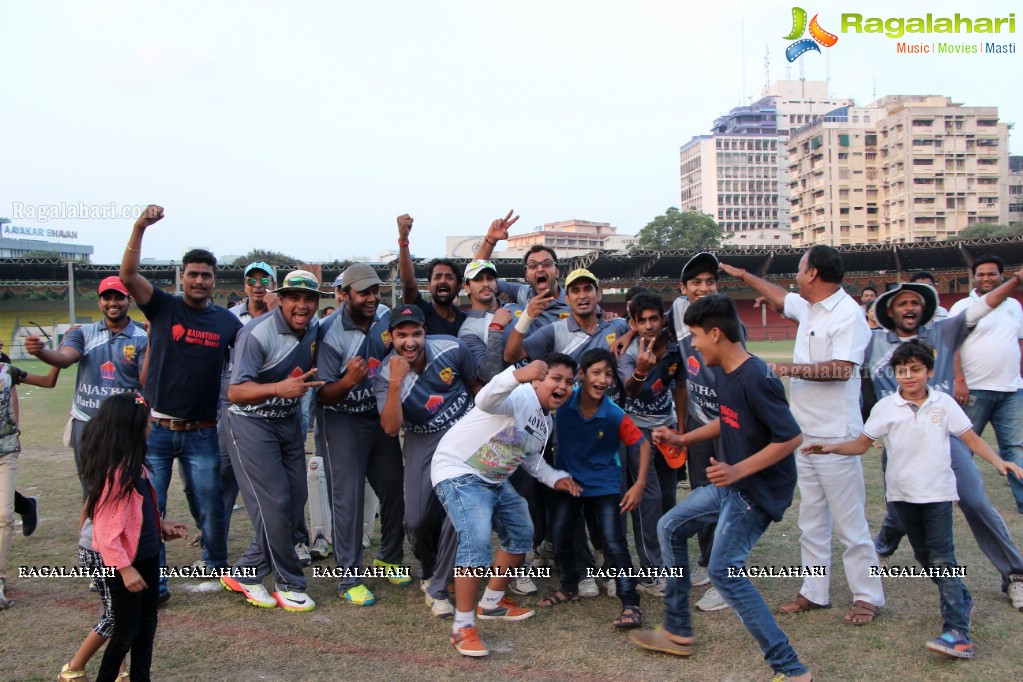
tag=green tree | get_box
[630,208,722,251]
[232,249,301,268]
[954,222,1023,240]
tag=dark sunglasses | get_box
[246,277,272,287]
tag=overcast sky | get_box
[2,0,1019,265]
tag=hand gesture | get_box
[525,288,555,319]
[134,205,164,230]
[515,359,549,384]
[23,335,47,355]
[345,356,368,385]
[119,565,147,592]
[275,368,325,399]
[802,443,830,455]
[635,335,657,374]
[718,262,744,279]
[619,484,644,512]
[706,457,741,487]
[160,519,189,541]
[486,209,519,243]
[263,291,279,311]
[652,426,680,447]
[553,476,582,497]
[389,355,411,384]
[397,214,414,240]
[491,307,513,329]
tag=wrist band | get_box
[514,312,534,334]
[632,372,647,382]
[397,239,409,248]
[484,238,496,246]
[488,323,504,332]
[125,243,140,253]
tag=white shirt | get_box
[863,388,972,503]
[430,366,569,488]
[948,291,1023,392]
[784,289,870,438]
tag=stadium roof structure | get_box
[1,237,1021,289]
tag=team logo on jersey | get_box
[597,431,604,440]
[930,408,947,426]
[605,333,617,346]
[687,355,701,376]
[425,395,445,415]
[559,312,569,320]
[439,367,454,385]
[514,310,523,318]
[668,363,678,377]
[651,378,665,396]
[381,330,391,345]
[310,341,317,359]
[171,324,186,342]
[100,360,115,384]
[122,345,136,362]
[367,357,381,379]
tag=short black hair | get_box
[628,292,665,321]
[578,347,617,375]
[889,339,935,372]
[909,271,936,284]
[861,286,878,296]
[427,259,463,288]
[540,351,576,375]
[625,285,648,303]
[682,294,742,342]
[805,245,844,284]
[523,245,558,265]
[971,254,1004,275]
[182,249,217,268]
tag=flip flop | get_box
[629,628,693,656]
[844,600,879,625]
[779,594,830,614]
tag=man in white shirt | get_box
[720,245,884,625]
[948,255,1023,515]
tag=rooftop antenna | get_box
[764,44,770,92]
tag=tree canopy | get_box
[954,222,1023,241]
[232,249,302,268]
[630,208,722,251]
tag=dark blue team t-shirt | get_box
[139,287,242,421]
[715,354,800,523]
[135,475,161,561]
[409,291,466,337]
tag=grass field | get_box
[3,358,1023,681]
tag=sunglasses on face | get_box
[246,277,272,287]
[526,259,556,271]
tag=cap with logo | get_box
[98,276,129,296]
[272,270,324,295]
[564,268,599,288]
[873,282,938,331]
[388,305,426,330]
[464,259,498,281]
[681,252,720,283]
[340,263,384,292]
[244,261,276,281]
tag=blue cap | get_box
[244,261,276,281]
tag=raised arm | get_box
[379,355,410,436]
[24,335,81,369]
[396,214,418,304]
[120,205,163,306]
[473,209,518,260]
[718,262,788,311]
[503,289,555,363]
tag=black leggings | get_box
[96,555,159,682]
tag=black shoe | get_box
[21,497,38,537]
[158,592,171,608]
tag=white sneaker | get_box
[309,536,331,560]
[426,594,455,617]
[578,577,599,598]
[190,559,220,579]
[1008,577,1023,612]
[696,586,729,612]
[604,579,617,597]
[419,579,431,594]
[637,577,666,597]
[690,565,711,587]
[221,576,276,608]
[294,543,312,567]
[274,589,315,612]
[0,578,10,610]
[362,531,371,549]
[509,576,538,595]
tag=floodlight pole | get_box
[67,261,76,325]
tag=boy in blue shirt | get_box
[630,294,811,682]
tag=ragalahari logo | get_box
[784,7,839,62]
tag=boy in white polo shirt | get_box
[806,340,1023,659]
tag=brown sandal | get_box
[613,605,643,628]
[538,591,579,608]
[779,594,831,614]
[843,600,879,625]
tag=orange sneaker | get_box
[451,626,489,657]
[477,595,535,621]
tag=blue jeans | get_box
[550,492,638,608]
[964,388,1023,513]
[892,501,971,636]
[658,484,808,678]
[146,424,226,595]
[434,473,533,568]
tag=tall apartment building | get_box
[790,96,1009,246]
[1010,155,1023,225]
[679,80,852,247]
[445,219,634,259]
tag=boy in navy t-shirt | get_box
[630,294,811,682]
